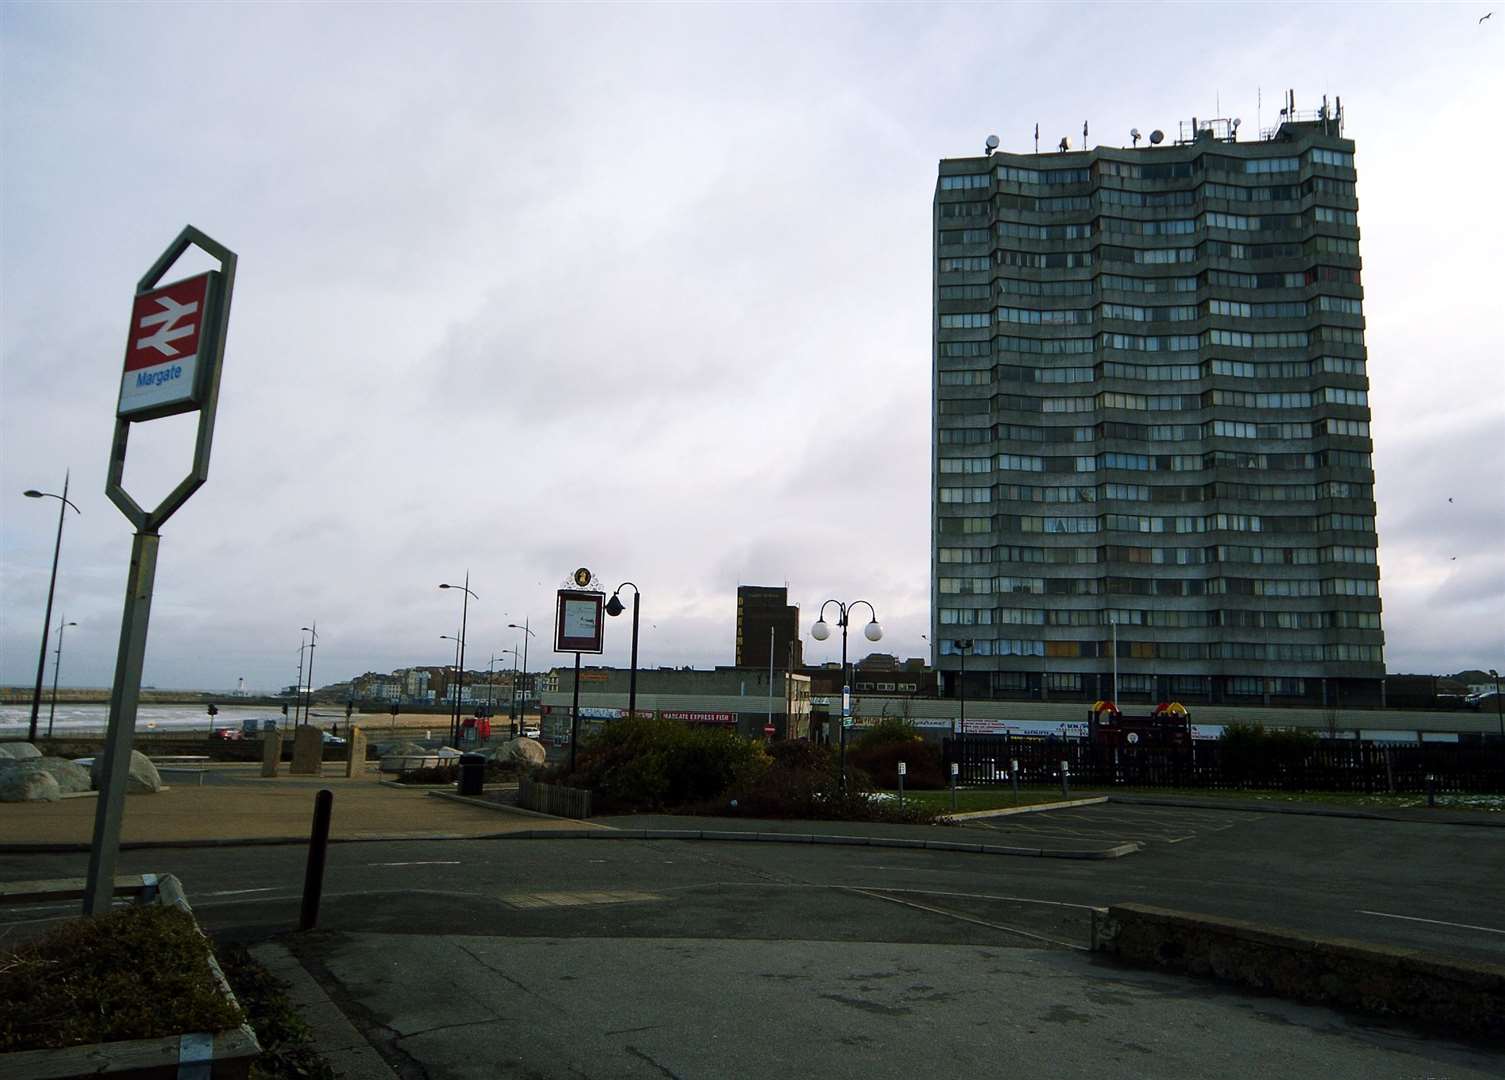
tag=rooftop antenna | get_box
[1257,86,1262,139]
[984,133,1000,155]
[1130,127,1141,147]
[1034,122,1039,154]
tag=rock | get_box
[0,765,61,802]
[0,741,42,761]
[89,750,163,794]
[39,756,92,794]
[509,738,546,767]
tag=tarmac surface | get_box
[2,770,1503,1078]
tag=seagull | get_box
[1483,11,1494,22]
[1448,497,1454,503]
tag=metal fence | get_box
[943,736,1505,795]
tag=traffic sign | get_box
[762,725,775,735]
[843,717,854,729]
[117,271,223,421]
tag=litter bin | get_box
[457,753,486,797]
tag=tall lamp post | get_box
[24,475,81,743]
[810,599,882,795]
[440,574,476,747]
[46,617,79,738]
[606,582,642,722]
[953,638,973,782]
[300,624,318,726]
[1491,669,1503,740]
[440,634,462,742]
[487,650,519,718]
[508,620,535,726]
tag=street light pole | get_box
[300,624,318,726]
[811,599,882,796]
[1492,669,1502,740]
[954,639,972,781]
[509,619,535,728]
[294,638,308,725]
[47,616,79,739]
[25,473,80,743]
[606,583,641,723]
[440,574,476,747]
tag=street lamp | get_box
[300,624,318,726]
[439,574,476,747]
[46,617,79,739]
[606,583,642,723]
[953,639,973,778]
[508,620,535,726]
[809,599,882,794]
[1492,669,1503,740]
[24,474,81,743]
[488,649,520,719]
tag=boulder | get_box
[0,765,61,802]
[89,750,163,794]
[508,737,546,767]
[39,756,92,794]
[0,741,42,761]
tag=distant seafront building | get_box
[932,102,1384,707]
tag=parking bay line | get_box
[1357,910,1505,936]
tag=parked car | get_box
[321,731,346,746]
[523,726,542,740]
[209,728,243,741]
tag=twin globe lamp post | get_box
[810,599,882,795]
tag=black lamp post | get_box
[1492,669,1503,740]
[46,617,78,739]
[440,633,462,743]
[810,599,882,795]
[954,639,973,781]
[300,624,318,726]
[606,583,641,723]
[24,474,80,743]
[508,620,535,728]
[440,574,475,747]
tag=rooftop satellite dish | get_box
[985,134,1000,152]
[1130,127,1141,147]
[1149,129,1165,145]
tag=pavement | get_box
[0,769,584,848]
[3,772,1504,1078]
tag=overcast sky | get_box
[2,2,1501,692]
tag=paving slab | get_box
[0,774,589,849]
[305,931,1505,1080]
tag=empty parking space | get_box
[958,803,1260,848]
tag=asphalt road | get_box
[5,804,1504,1078]
[3,804,1502,964]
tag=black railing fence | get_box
[942,736,1505,795]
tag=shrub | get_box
[847,737,946,790]
[559,718,769,812]
[712,740,940,824]
[1219,723,1319,787]
[854,716,922,750]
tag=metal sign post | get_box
[555,570,604,776]
[83,226,236,915]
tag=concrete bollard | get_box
[344,726,366,778]
[261,731,283,777]
[290,726,323,776]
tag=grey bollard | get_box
[950,761,959,812]
[1060,759,1071,798]
[898,761,906,808]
